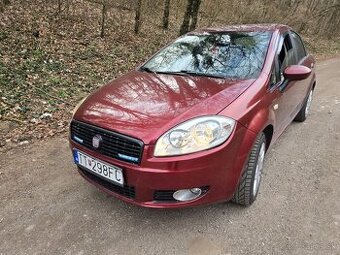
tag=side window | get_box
[290,31,307,62]
[276,34,296,83]
[278,43,286,69]
[283,34,296,66]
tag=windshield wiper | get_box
[139,66,156,73]
[178,70,225,79]
[139,68,189,77]
[140,68,224,79]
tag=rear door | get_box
[289,30,313,107]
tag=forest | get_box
[0,0,340,149]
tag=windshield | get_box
[141,31,272,79]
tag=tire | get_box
[232,133,266,206]
[294,89,313,122]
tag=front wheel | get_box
[232,133,266,206]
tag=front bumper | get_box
[69,124,254,208]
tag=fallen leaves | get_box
[0,0,177,151]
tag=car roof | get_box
[189,24,291,34]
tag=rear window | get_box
[142,31,272,79]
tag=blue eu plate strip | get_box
[73,150,79,164]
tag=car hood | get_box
[74,71,255,144]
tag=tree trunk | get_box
[189,0,201,31]
[162,0,170,30]
[57,0,62,14]
[100,3,107,38]
[179,0,194,35]
[1,0,10,12]
[134,0,142,34]
[64,0,71,18]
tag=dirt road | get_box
[1,58,339,255]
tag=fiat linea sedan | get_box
[70,24,316,208]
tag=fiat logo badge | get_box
[92,135,102,149]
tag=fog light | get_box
[173,188,202,202]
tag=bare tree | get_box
[134,0,142,34]
[179,0,193,35]
[1,0,10,12]
[100,1,108,38]
[179,0,201,35]
[189,0,201,31]
[162,0,170,30]
[57,0,62,14]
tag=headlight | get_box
[154,116,236,156]
[72,97,87,117]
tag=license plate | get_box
[73,150,124,186]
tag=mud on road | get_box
[0,58,339,255]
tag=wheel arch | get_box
[243,106,275,148]
[231,122,274,191]
[230,105,276,194]
[312,81,316,90]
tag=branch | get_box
[2,116,26,124]
[84,0,133,11]
[315,3,340,17]
[33,86,70,105]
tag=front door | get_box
[270,32,309,136]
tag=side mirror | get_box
[283,65,312,81]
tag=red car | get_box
[70,24,316,208]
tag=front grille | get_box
[79,167,136,199]
[71,120,143,164]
